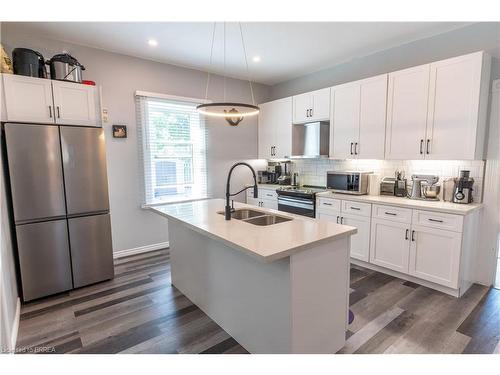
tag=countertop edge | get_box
[316,192,483,215]
[149,204,357,263]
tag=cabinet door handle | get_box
[426,139,430,154]
[306,109,310,117]
[428,218,444,223]
[354,142,358,155]
[385,212,397,216]
[350,142,354,155]
[56,106,61,119]
[419,139,424,154]
[336,216,339,224]
[340,217,344,224]
[310,108,313,117]
[405,229,409,240]
[350,206,360,210]
[48,106,53,118]
[411,230,416,242]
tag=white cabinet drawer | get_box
[372,204,412,224]
[259,188,278,201]
[317,198,341,212]
[341,200,371,217]
[412,210,463,233]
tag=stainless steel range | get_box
[276,185,327,218]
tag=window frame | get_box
[136,91,210,207]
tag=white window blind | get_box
[136,94,208,205]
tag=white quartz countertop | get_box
[149,198,356,262]
[316,192,483,215]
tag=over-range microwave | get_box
[326,171,372,195]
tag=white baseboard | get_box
[113,242,169,259]
[9,298,20,353]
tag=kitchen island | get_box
[150,198,356,353]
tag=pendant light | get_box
[196,22,259,126]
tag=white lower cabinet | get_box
[317,199,370,262]
[260,199,278,210]
[246,197,260,207]
[369,218,410,273]
[408,224,462,288]
[341,213,370,262]
[246,188,278,210]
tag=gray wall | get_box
[0,24,271,255]
[270,22,500,99]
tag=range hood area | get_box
[291,121,330,158]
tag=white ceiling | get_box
[6,22,470,85]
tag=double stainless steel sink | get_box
[218,209,293,226]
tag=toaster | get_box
[380,177,396,196]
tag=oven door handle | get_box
[278,197,314,210]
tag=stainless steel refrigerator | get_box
[3,123,114,301]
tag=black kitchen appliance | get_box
[47,53,85,83]
[276,185,326,218]
[12,48,47,78]
[266,164,282,184]
[277,161,291,185]
[453,170,474,204]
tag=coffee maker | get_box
[265,163,282,184]
[453,170,474,204]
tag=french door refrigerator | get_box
[3,123,114,301]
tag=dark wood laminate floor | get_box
[16,249,500,354]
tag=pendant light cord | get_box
[223,22,227,102]
[204,22,216,101]
[238,22,256,106]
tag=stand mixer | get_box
[409,174,440,200]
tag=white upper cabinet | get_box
[330,82,359,159]
[385,65,430,160]
[330,74,387,159]
[52,80,98,126]
[258,97,292,159]
[1,74,101,127]
[426,52,490,160]
[358,75,388,159]
[292,88,330,124]
[2,74,55,124]
[386,51,490,160]
[258,101,276,159]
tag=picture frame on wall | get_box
[112,125,127,138]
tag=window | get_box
[136,93,208,205]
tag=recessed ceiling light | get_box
[252,56,261,63]
[148,39,158,47]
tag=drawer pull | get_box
[323,202,333,206]
[266,193,273,197]
[384,212,397,216]
[428,218,444,223]
[350,206,361,210]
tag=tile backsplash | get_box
[290,159,485,202]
